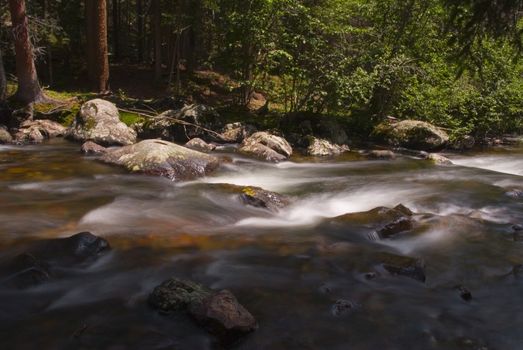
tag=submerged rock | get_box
[0,232,110,288]
[373,119,449,151]
[306,137,349,156]
[184,138,216,153]
[331,299,357,317]
[67,99,137,146]
[149,278,257,344]
[100,139,220,181]
[81,141,107,155]
[14,119,66,144]
[239,131,292,162]
[455,285,472,301]
[364,150,396,160]
[377,252,426,282]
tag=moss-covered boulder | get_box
[67,99,137,146]
[373,120,449,151]
[100,139,220,181]
[239,131,292,162]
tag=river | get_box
[0,139,522,349]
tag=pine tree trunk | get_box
[112,0,119,59]
[8,0,43,104]
[152,0,161,82]
[0,47,6,102]
[86,0,109,92]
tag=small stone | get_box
[378,252,426,282]
[331,299,357,316]
[455,285,472,301]
[184,138,216,153]
[366,150,396,160]
[148,278,211,314]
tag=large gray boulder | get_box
[373,120,449,151]
[100,139,220,181]
[67,99,137,146]
[239,131,292,162]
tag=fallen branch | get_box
[117,107,225,140]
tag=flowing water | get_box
[1,139,523,349]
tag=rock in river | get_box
[81,141,107,155]
[0,232,110,288]
[149,278,257,344]
[373,119,449,151]
[100,139,220,181]
[306,136,349,156]
[67,99,137,146]
[239,131,292,162]
[0,125,13,144]
[184,137,216,153]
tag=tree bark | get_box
[152,0,162,82]
[86,0,110,92]
[8,0,43,104]
[0,47,6,102]
[112,0,119,59]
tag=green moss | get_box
[242,187,257,197]
[120,111,145,126]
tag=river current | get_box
[0,139,522,349]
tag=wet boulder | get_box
[149,278,212,314]
[100,139,220,181]
[239,186,290,212]
[81,141,107,155]
[184,138,216,153]
[220,122,256,143]
[67,99,137,146]
[14,119,66,144]
[373,120,449,151]
[0,125,12,144]
[189,290,258,343]
[239,131,292,162]
[0,232,110,288]
[149,278,257,344]
[306,136,349,156]
[139,104,223,143]
[377,217,413,238]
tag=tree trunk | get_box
[112,0,119,59]
[86,0,109,92]
[136,0,143,62]
[8,0,43,104]
[0,47,6,102]
[152,0,161,82]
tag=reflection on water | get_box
[1,139,523,349]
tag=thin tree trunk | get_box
[112,0,119,59]
[8,0,43,104]
[136,0,143,62]
[42,0,53,86]
[152,0,162,82]
[0,47,6,102]
[86,0,109,92]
